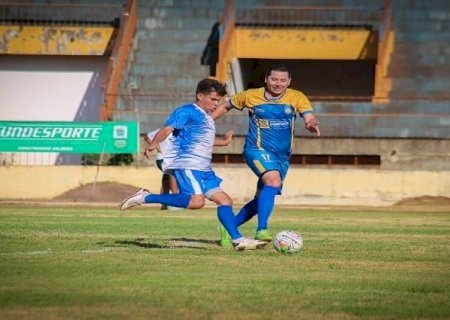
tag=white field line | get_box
[0,247,113,256]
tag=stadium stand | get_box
[1,0,449,170]
[114,0,226,131]
[109,0,449,170]
[113,0,449,138]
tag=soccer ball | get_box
[273,230,303,253]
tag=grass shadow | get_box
[112,237,212,250]
[114,239,164,249]
[169,237,219,245]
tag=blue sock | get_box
[235,199,258,226]
[217,205,241,240]
[144,193,190,208]
[257,186,279,231]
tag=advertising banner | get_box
[0,121,139,153]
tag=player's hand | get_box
[224,130,234,144]
[144,144,157,159]
[305,119,321,137]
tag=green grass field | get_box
[0,205,449,320]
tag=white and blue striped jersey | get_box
[164,103,215,171]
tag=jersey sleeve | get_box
[229,91,248,110]
[164,105,194,129]
[294,91,314,117]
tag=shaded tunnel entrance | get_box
[239,58,376,101]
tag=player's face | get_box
[196,91,222,114]
[265,70,291,97]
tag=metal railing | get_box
[101,0,137,121]
[234,6,383,28]
[0,2,124,26]
[374,0,393,101]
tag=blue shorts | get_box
[173,169,223,198]
[244,149,289,192]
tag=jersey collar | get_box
[264,88,287,101]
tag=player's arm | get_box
[211,99,232,120]
[143,135,151,145]
[143,134,162,154]
[303,113,321,137]
[144,126,174,159]
[296,92,320,137]
[214,130,234,146]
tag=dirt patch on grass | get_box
[51,182,450,211]
[53,182,139,203]
[393,196,450,206]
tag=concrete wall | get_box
[290,138,450,171]
[133,137,449,171]
[0,165,448,206]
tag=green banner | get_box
[0,121,139,153]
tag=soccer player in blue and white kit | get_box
[212,64,321,245]
[120,78,267,251]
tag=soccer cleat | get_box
[217,225,232,247]
[119,188,150,211]
[232,237,267,251]
[255,229,273,242]
[167,205,184,211]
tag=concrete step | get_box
[393,20,448,32]
[123,72,209,91]
[114,97,450,139]
[392,43,450,56]
[136,40,207,54]
[116,96,195,111]
[138,17,218,30]
[300,116,448,139]
[137,0,225,9]
[127,65,209,84]
[387,66,450,78]
[187,109,450,138]
[133,51,204,65]
[129,63,209,76]
[136,29,213,41]
[392,1,450,10]
[390,78,450,92]
[314,101,450,114]
[389,53,448,67]
[394,32,450,43]
[231,0,383,9]
[388,90,450,100]
[137,6,222,20]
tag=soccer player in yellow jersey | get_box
[212,64,321,246]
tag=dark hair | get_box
[196,78,227,97]
[265,63,291,79]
